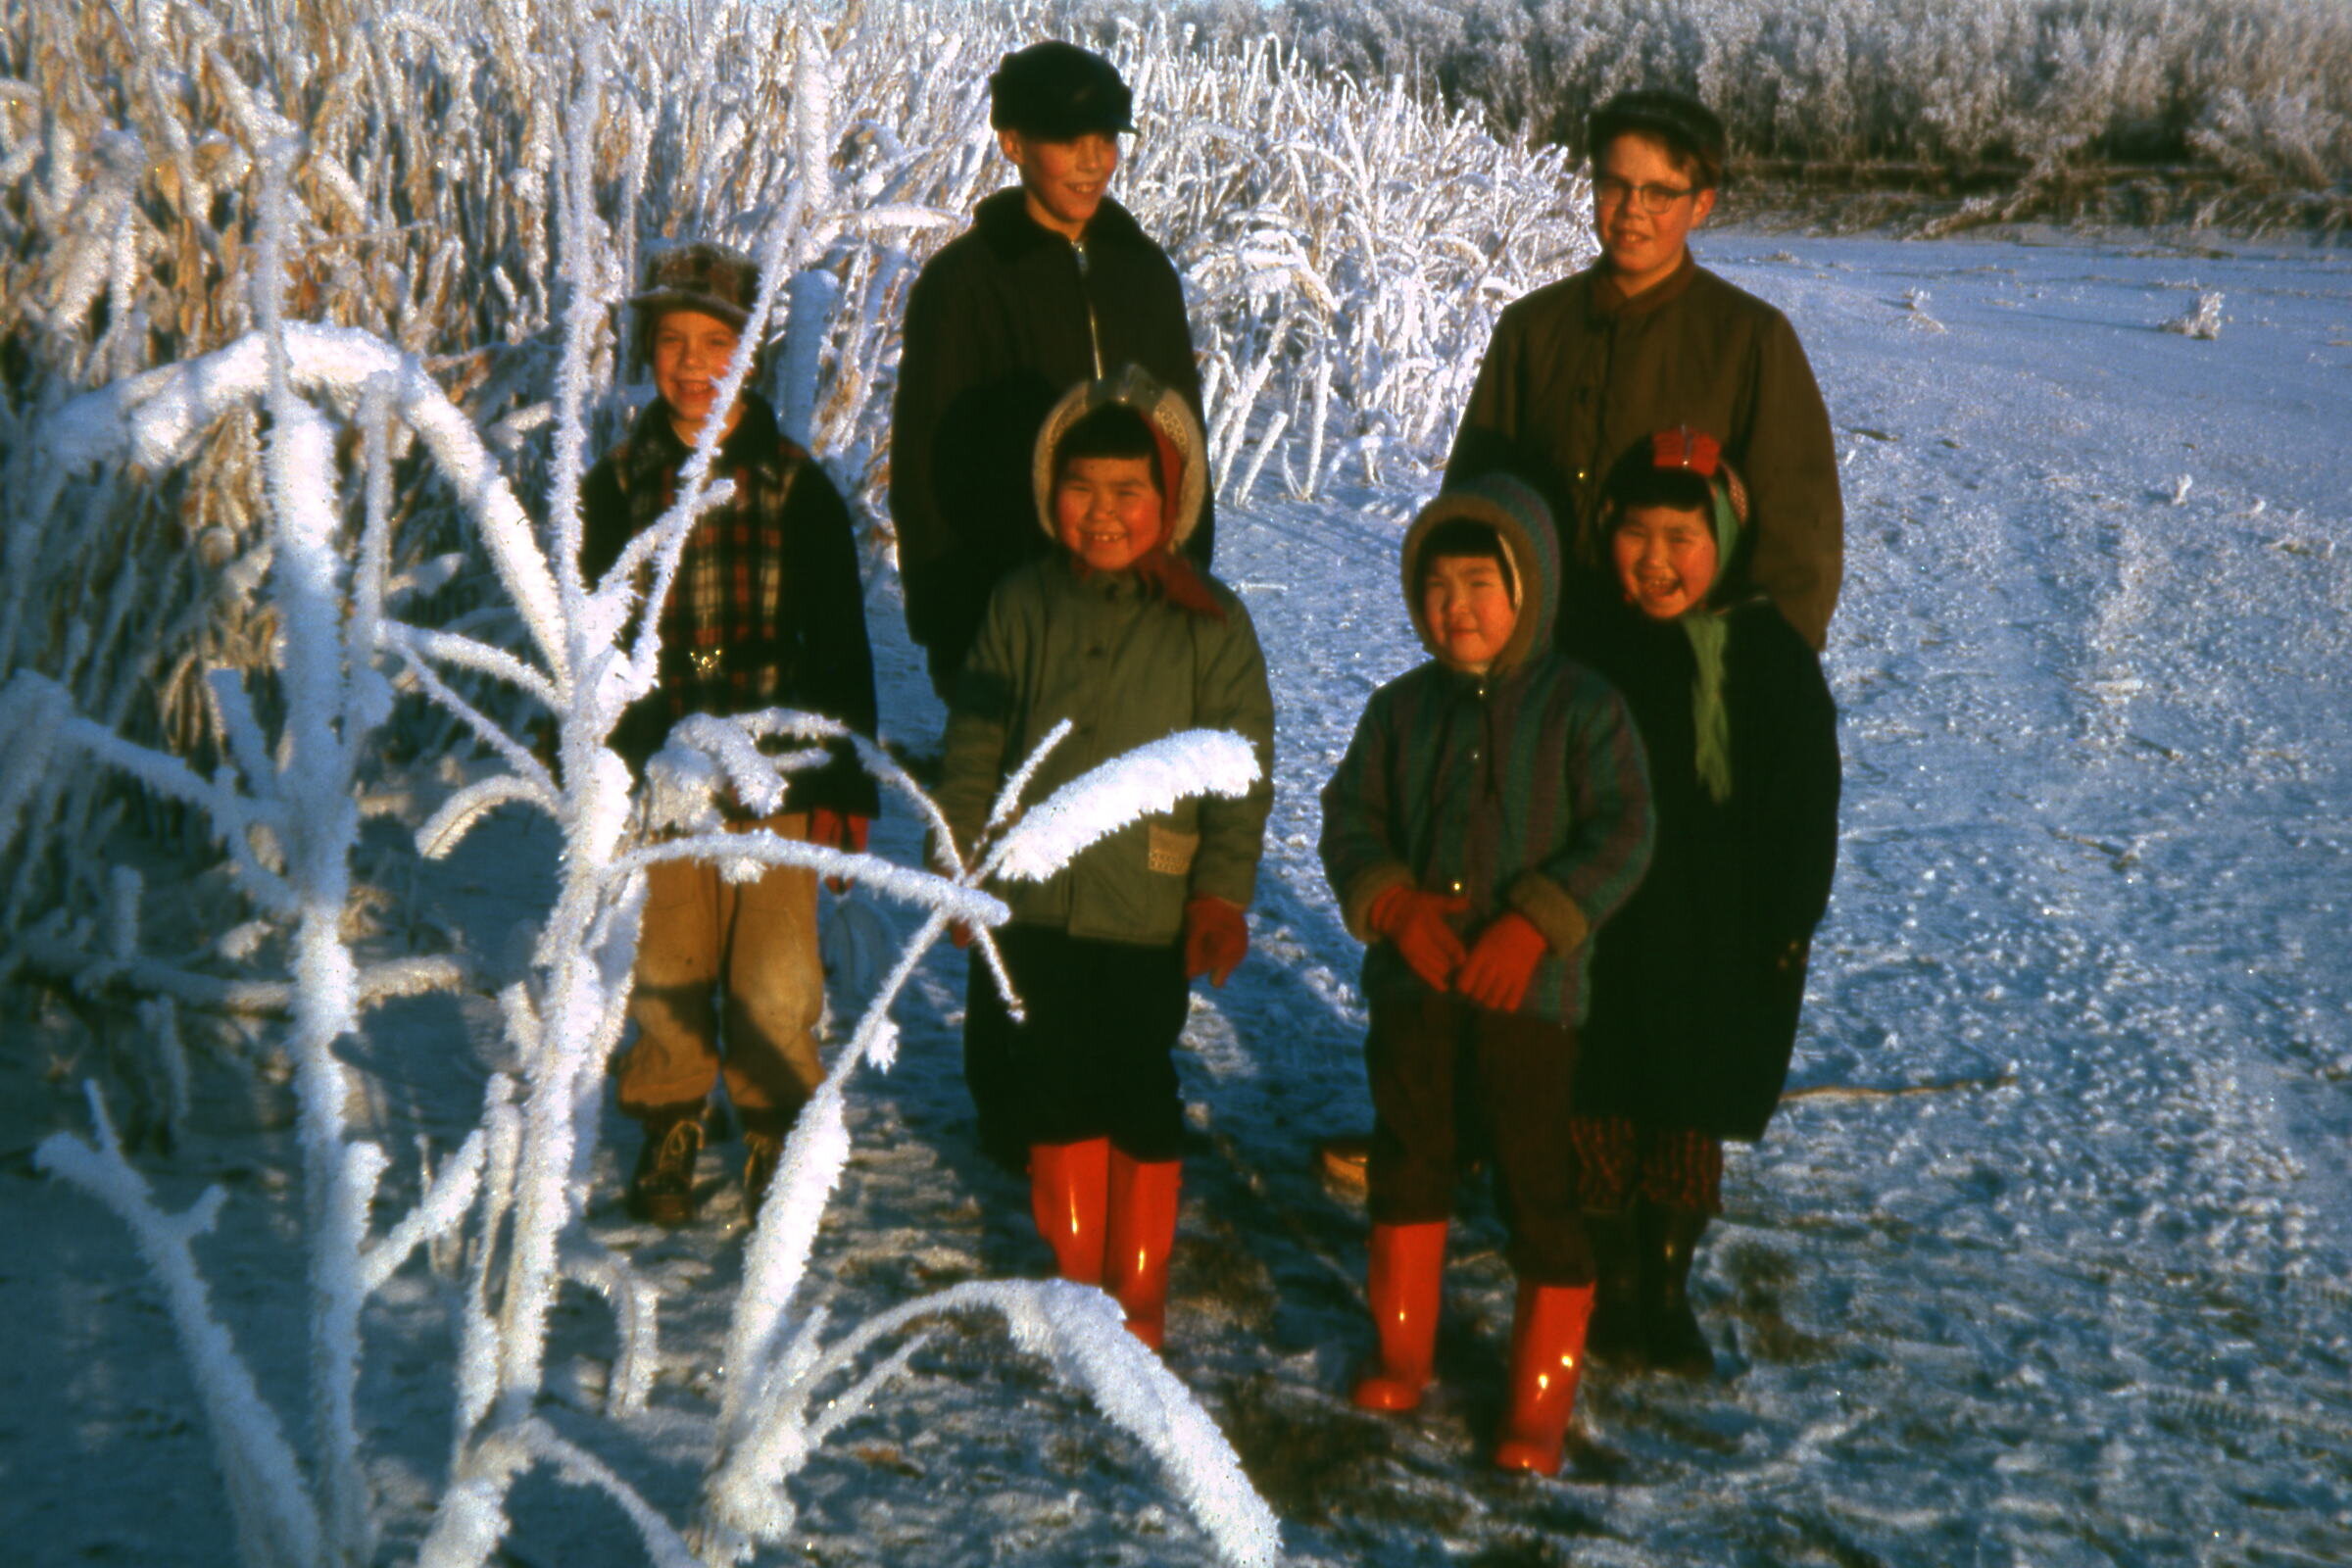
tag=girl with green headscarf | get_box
[1562,427,1842,1380]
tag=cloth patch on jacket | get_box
[1147,825,1200,876]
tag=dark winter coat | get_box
[891,189,1214,690]
[1319,475,1654,1027]
[1574,596,1840,1139]
[580,392,879,817]
[1447,257,1843,651]
[936,374,1272,948]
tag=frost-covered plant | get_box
[2162,290,2224,340]
[24,20,1279,1568]
[1,0,1586,1015]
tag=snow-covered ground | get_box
[11,229,2352,1567]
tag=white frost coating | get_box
[614,835,1009,929]
[416,773,564,860]
[724,1081,854,1429]
[988,715,1071,832]
[36,1093,324,1568]
[39,323,569,684]
[989,729,1261,883]
[138,997,193,1138]
[703,1280,1280,1568]
[359,1126,490,1296]
[998,1280,1282,1568]
[558,1238,661,1417]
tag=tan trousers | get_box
[617,812,825,1121]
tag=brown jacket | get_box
[1447,257,1843,650]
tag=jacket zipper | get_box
[1072,237,1104,380]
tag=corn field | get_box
[0,0,1590,997]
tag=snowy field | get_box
[11,228,2352,1566]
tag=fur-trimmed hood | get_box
[1400,472,1561,676]
[1030,364,1208,553]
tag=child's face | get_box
[1613,504,1718,619]
[1592,132,1715,296]
[1054,455,1163,572]
[1420,554,1518,672]
[999,129,1120,240]
[650,308,743,436]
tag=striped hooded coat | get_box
[1319,475,1654,1026]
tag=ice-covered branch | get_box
[700,1280,1281,1568]
[36,1092,324,1568]
[986,729,1262,884]
[38,324,570,687]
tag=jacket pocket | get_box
[1147,824,1200,876]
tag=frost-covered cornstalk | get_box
[27,21,1283,1564]
[24,111,487,1568]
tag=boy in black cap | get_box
[579,241,880,1227]
[891,40,1214,1170]
[1447,87,1844,654]
[892,40,1214,705]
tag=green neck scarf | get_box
[1682,485,1742,804]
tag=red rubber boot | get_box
[1029,1139,1110,1285]
[1492,1280,1597,1475]
[1350,1221,1447,1411]
[1103,1151,1183,1349]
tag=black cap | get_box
[990,41,1135,138]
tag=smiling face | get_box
[1613,503,1720,619]
[649,308,746,442]
[1000,128,1120,241]
[1421,553,1519,673]
[1592,131,1716,299]
[1054,454,1163,572]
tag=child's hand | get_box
[1457,912,1548,1013]
[1367,886,1471,992]
[1183,896,1250,987]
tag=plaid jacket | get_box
[1320,475,1653,1025]
[580,392,878,816]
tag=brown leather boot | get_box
[1103,1151,1182,1350]
[1350,1220,1447,1411]
[626,1103,706,1227]
[1492,1280,1596,1475]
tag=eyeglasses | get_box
[1592,175,1695,214]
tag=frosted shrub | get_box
[20,12,1282,1566]
[1,0,1586,1004]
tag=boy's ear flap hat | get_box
[991,41,1137,138]
[1400,472,1560,674]
[1032,364,1207,551]
[629,241,760,334]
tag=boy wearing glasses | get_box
[1447,90,1843,653]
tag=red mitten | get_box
[1456,911,1549,1013]
[808,809,870,892]
[1366,886,1470,992]
[1183,897,1250,987]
